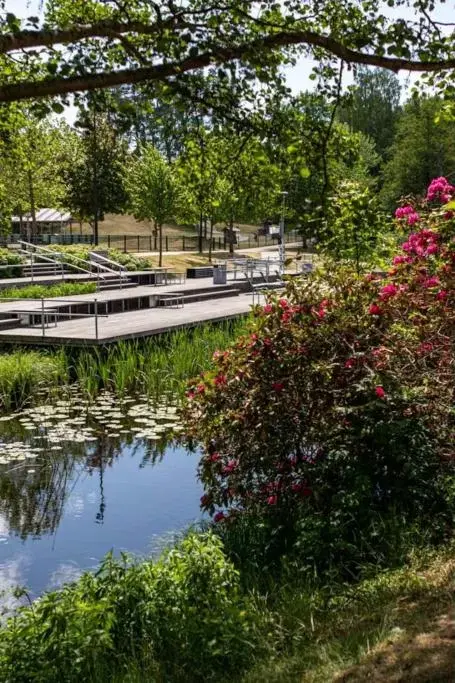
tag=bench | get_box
[186,267,214,279]
[156,293,184,309]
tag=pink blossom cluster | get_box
[395,205,420,225]
[402,230,439,258]
[426,176,455,203]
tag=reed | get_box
[71,320,246,399]
[0,349,68,411]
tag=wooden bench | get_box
[156,293,184,309]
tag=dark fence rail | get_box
[8,230,302,253]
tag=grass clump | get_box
[0,533,257,683]
[0,349,68,411]
[72,320,246,399]
[0,281,97,299]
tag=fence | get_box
[9,230,302,253]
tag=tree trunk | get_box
[158,222,163,267]
[229,215,234,255]
[27,167,36,241]
[208,218,215,262]
[203,215,208,239]
[198,210,203,253]
[92,108,99,246]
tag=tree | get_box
[339,67,401,158]
[0,2,454,106]
[126,145,180,266]
[380,96,455,209]
[0,112,74,238]
[65,109,128,244]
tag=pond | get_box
[0,389,202,610]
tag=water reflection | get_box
[0,393,201,600]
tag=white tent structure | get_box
[12,208,73,235]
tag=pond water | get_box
[0,389,202,609]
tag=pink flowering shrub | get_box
[182,178,455,570]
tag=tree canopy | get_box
[0,1,454,107]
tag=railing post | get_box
[41,297,45,337]
[149,235,152,251]
[123,235,127,253]
[137,235,140,252]
[166,236,169,251]
[94,298,99,341]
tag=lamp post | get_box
[279,191,288,276]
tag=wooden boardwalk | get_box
[0,293,253,346]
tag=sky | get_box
[5,0,455,116]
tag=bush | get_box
[182,178,455,573]
[0,248,23,278]
[0,282,97,299]
[0,533,257,683]
[47,245,155,271]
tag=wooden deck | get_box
[0,293,253,346]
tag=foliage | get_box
[183,177,455,572]
[339,67,401,158]
[321,180,388,271]
[0,248,22,277]
[126,144,181,266]
[0,533,257,683]
[46,245,155,271]
[64,111,128,225]
[381,97,455,210]
[0,350,68,412]
[73,321,246,400]
[1,1,454,108]
[0,282,97,299]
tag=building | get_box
[12,209,73,236]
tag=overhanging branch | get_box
[1,28,455,103]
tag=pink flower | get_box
[344,357,356,369]
[379,284,398,300]
[209,453,221,462]
[423,276,440,289]
[214,374,227,386]
[214,511,225,523]
[418,342,434,354]
[196,384,205,394]
[375,386,386,399]
[263,304,273,314]
[267,495,278,505]
[427,176,455,203]
[444,211,454,220]
[369,304,382,316]
[437,290,448,300]
[222,459,237,474]
[393,255,407,265]
[272,381,284,393]
[278,299,288,309]
[426,243,438,255]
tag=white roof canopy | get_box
[12,209,73,223]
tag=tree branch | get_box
[1,28,455,103]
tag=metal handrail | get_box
[89,251,128,276]
[18,240,107,281]
[4,296,108,341]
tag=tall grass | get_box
[72,320,246,399]
[0,282,97,299]
[0,349,68,411]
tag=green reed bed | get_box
[0,349,68,412]
[72,320,246,399]
[0,281,97,299]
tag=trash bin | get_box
[213,264,227,285]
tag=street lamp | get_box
[279,191,288,276]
